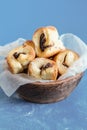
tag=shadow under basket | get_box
[17,73,83,104]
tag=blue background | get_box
[0,0,87,130]
[0,0,87,44]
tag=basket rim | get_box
[23,72,83,86]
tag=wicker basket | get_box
[17,73,83,103]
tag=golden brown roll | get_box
[54,49,79,75]
[28,58,58,80]
[23,40,35,50]
[7,44,35,74]
[32,26,65,58]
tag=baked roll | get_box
[32,26,65,58]
[28,58,58,80]
[54,49,79,75]
[23,40,35,50]
[7,44,35,74]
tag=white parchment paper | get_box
[0,34,87,96]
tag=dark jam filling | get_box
[13,52,26,59]
[62,54,69,68]
[40,63,53,75]
[40,33,52,51]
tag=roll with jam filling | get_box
[7,44,35,74]
[32,26,65,58]
[54,49,79,75]
[28,58,58,80]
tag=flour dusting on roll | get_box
[7,44,35,74]
[54,49,79,75]
[28,58,58,80]
[32,26,65,58]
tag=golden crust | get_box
[33,26,57,35]
[54,49,79,75]
[7,44,35,74]
[23,40,35,50]
[32,26,65,58]
[28,58,58,80]
[6,26,79,81]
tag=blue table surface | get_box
[0,0,87,130]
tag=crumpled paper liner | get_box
[0,34,87,96]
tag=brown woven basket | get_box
[17,73,83,103]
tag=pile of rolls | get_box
[7,26,79,80]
